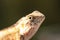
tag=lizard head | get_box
[17,11,45,40]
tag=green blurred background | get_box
[0,0,60,40]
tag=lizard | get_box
[0,10,45,40]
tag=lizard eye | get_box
[29,16,32,19]
[26,15,33,20]
[28,16,33,20]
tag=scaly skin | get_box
[0,11,45,40]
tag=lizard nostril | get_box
[40,15,45,19]
[39,15,45,23]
